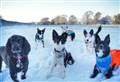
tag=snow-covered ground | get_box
[0,25,120,82]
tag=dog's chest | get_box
[53,49,66,65]
[96,54,111,74]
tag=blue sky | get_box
[0,0,120,22]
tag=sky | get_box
[0,0,120,23]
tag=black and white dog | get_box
[47,30,74,79]
[61,26,75,41]
[0,35,31,82]
[83,26,102,54]
[90,34,115,79]
[35,28,46,48]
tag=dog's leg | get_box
[21,70,27,80]
[21,58,28,80]
[47,59,56,79]
[0,56,2,72]
[10,72,19,82]
[61,63,66,79]
[90,65,99,78]
[42,40,44,48]
[71,33,75,41]
[105,68,112,79]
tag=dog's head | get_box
[6,35,31,57]
[61,26,68,33]
[52,30,67,51]
[83,29,94,44]
[95,34,110,58]
[37,28,46,37]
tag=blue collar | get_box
[96,53,111,74]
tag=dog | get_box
[0,35,31,82]
[83,26,102,54]
[35,28,45,48]
[61,26,75,41]
[47,30,74,79]
[90,34,120,79]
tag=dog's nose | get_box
[99,44,103,49]
[87,39,89,42]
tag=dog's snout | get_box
[99,44,104,49]
[12,42,21,53]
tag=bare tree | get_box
[39,17,50,25]
[81,11,94,25]
[93,12,101,24]
[53,14,67,25]
[100,15,112,24]
[68,15,78,25]
[113,14,120,25]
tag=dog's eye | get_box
[17,39,21,42]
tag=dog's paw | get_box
[21,75,26,80]
[90,74,96,78]
[47,74,51,79]
[14,79,19,82]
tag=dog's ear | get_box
[37,28,40,32]
[104,34,110,45]
[6,38,12,55]
[42,28,46,33]
[89,29,94,36]
[83,30,87,35]
[22,37,31,56]
[52,30,58,41]
[62,32,67,39]
[95,35,101,44]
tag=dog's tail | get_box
[95,25,102,35]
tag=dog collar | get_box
[54,48,66,58]
[54,48,65,53]
[96,53,111,74]
[12,53,26,60]
[13,55,23,60]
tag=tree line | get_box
[1,11,120,25]
[38,11,120,25]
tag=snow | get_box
[0,25,120,82]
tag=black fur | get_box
[0,35,31,82]
[64,52,75,68]
[61,26,75,41]
[90,34,113,79]
[52,30,68,45]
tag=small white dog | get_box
[83,26,102,54]
[47,30,68,79]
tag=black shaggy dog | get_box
[0,35,31,82]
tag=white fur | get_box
[47,41,65,79]
[54,42,64,51]
[84,33,95,54]
[97,50,104,57]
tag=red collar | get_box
[12,53,26,60]
[13,55,23,60]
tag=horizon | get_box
[1,0,120,23]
